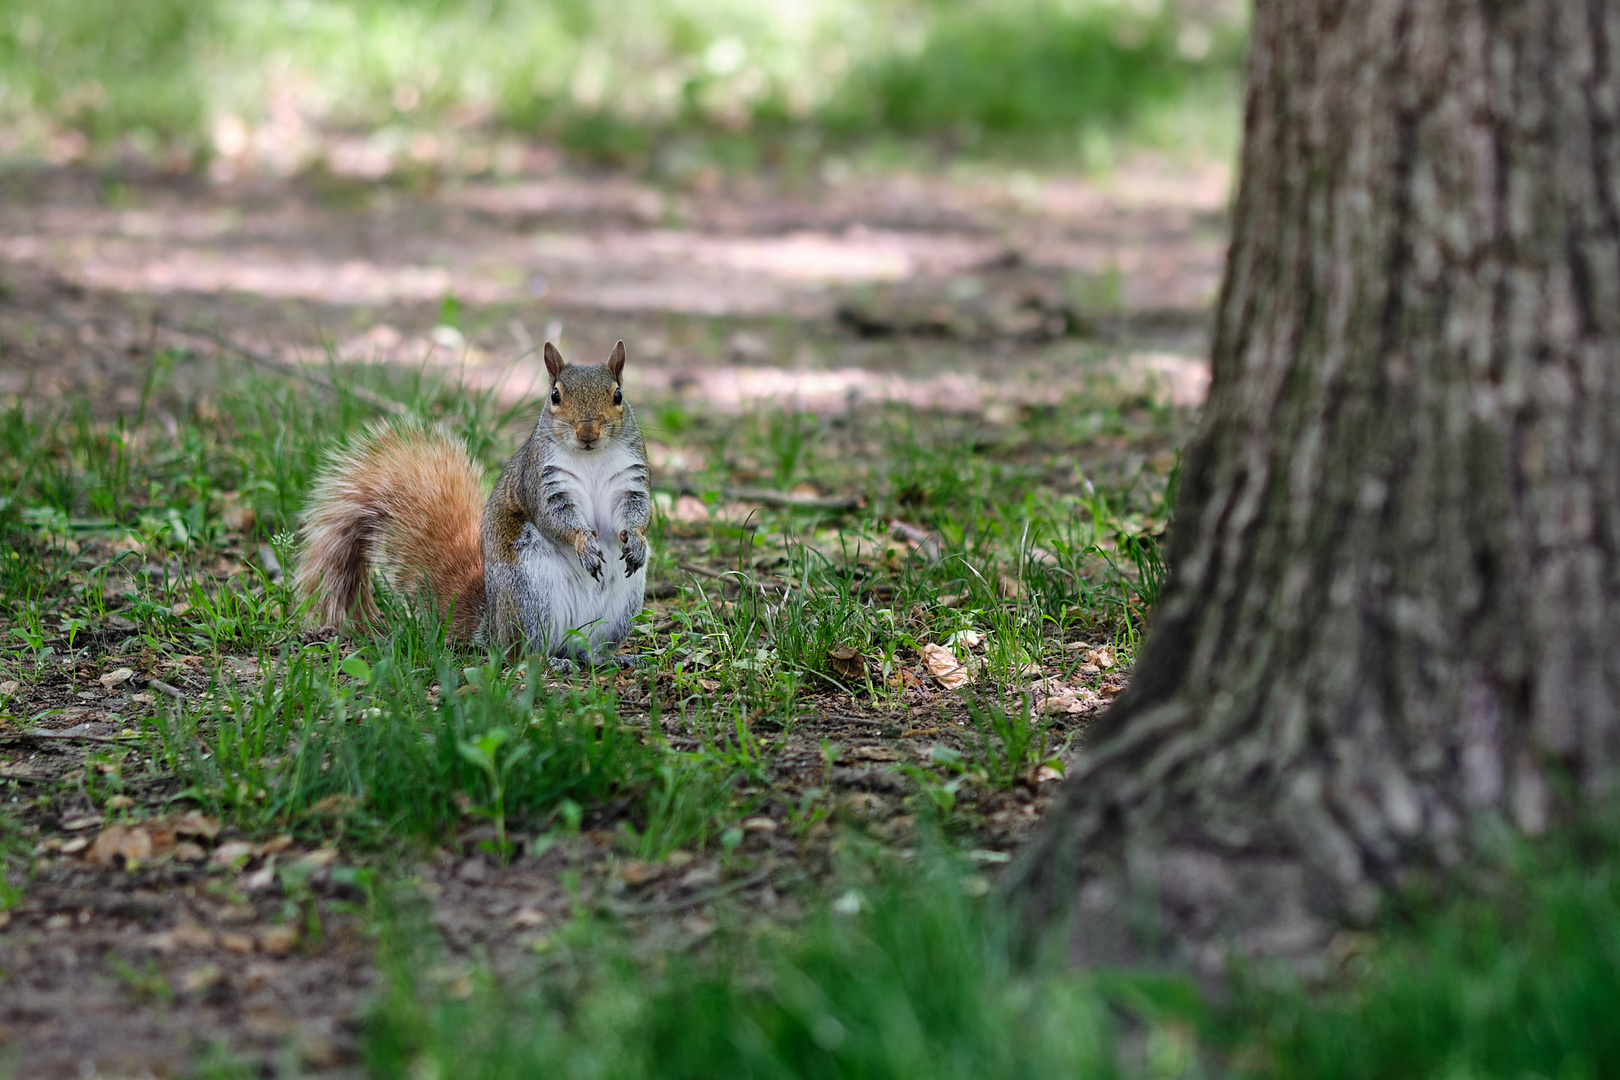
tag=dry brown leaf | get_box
[697,677,722,692]
[742,816,778,833]
[1034,679,1102,715]
[88,825,153,868]
[62,814,102,832]
[295,847,340,869]
[260,833,294,855]
[307,794,359,817]
[845,745,903,762]
[218,931,255,954]
[920,643,971,689]
[510,908,549,929]
[945,628,984,651]
[60,836,89,855]
[258,925,299,955]
[179,964,222,994]
[242,857,277,892]
[173,841,208,862]
[211,840,255,867]
[174,811,222,839]
[617,861,666,888]
[671,494,710,523]
[0,680,19,696]
[151,922,215,952]
[827,645,864,680]
[99,667,135,689]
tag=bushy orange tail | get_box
[294,421,488,641]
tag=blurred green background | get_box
[0,0,1246,173]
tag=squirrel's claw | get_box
[620,528,648,577]
[578,533,606,580]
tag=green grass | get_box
[360,817,1620,1080]
[363,844,1125,1080]
[0,348,1178,856]
[0,0,1246,169]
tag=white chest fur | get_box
[512,439,647,658]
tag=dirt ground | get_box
[0,153,1224,1078]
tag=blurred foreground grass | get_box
[363,820,1620,1080]
[0,0,1245,172]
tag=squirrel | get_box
[293,340,652,665]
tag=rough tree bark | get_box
[1002,0,1620,974]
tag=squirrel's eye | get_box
[550,387,562,406]
[612,388,623,406]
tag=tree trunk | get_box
[1003,0,1620,975]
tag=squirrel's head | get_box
[540,340,630,452]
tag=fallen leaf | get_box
[60,836,89,855]
[295,847,340,869]
[0,680,19,696]
[307,793,359,817]
[242,856,277,892]
[99,667,135,689]
[845,745,903,762]
[672,494,710,523]
[211,840,255,868]
[220,503,256,533]
[258,925,299,955]
[510,908,548,929]
[696,677,721,692]
[678,866,721,891]
[170,602,193,618]
[1034,679,1102,715]
[827,645,864,680]
[173,841,207,862]
[168,923,216,950]
[617,861,665,888]
[742,816,778,833]
[1086,646,1115,669]
[130,691,156,704]
[62,815,102,832]
[219,931,255,954]
[937,593,965,609]
[920,643,971,689]
[179,964,223,994]
[174,811,222,840]
[106,614,138,632]
[945,629,984,651]
[88,825,153,868]
[104,795,135,810]
[1031,764,1063,784]
[260,833,294,855]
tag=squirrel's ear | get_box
[543,342,565,381]
[607,340,627,382]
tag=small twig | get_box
[147,679,187,701]
[720,487,865,512]
[0,730,141,746]
[157,318,408,415]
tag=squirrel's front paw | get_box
[620,528,648,577]
[575,531,605,581]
